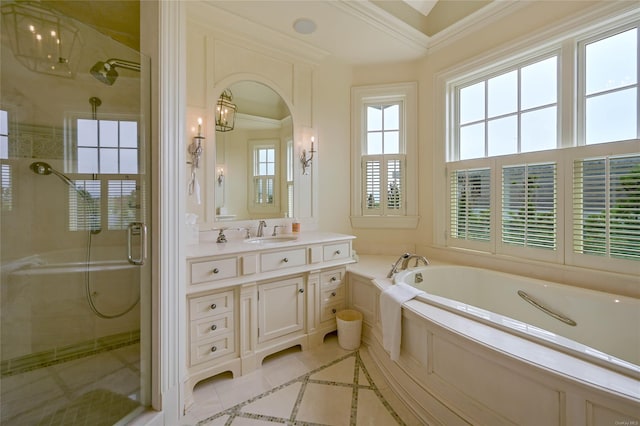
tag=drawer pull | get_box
[299,288,304,293]
[211,346,217,352]
[283,257,289,263]
[211,324,217,331]
[210,303,217,310]
[332,308,337,314]
[330,276,337,282]
[335,250,341,255]
[331,291,336,297]
[212,268,219,274]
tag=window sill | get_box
[350,215,420,229]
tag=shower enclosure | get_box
[0,2,151,424]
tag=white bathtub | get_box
[394,265,640,378]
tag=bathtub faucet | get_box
[401,254,430,270]
[387,253,411,278]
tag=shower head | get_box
[30,161,75,187]
[90,58,141,86]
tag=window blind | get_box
[502,163,557,250]
[108,180,138,230]
[573,155,640,260]
[69,180,101,231]
[450,168,491,241]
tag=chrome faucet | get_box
[401,254,430,270]
[387,253,411,278]
[257,220,267,237]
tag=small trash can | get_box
[336,309,363,350]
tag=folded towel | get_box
[380,283,425,361]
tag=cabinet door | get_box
[258,277,304,343]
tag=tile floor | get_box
[0,344,142,425]
[183,333,422,426]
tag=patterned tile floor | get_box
[0,344,141,425]
[183,334,421,426]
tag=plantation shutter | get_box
[108,179,139,230]
[362,155,405,215]
[573,155,640,260]
[450,168,491,241]
[502,163,557,250]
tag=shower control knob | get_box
[211,324,217,331]
[210,303,217,310]
[211,346,217,352]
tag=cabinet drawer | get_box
[320,301,345,323]
[320,269,344,287]
[190,312,234,341]
[321,285,345,304]
[191,257,238,284]
[190,333,234,366]
[261,248,306,272]
[189,290,234,321]
[323,242,350,262]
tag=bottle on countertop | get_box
[292,218,300,233]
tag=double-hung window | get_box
[443,16,639,273]
[68,117,141,232]
[0,109,11,211]
[351,83,418,229]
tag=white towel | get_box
[380,283,425,361]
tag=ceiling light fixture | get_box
[293,18,316,35]
[1,2,82,78]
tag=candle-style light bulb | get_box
[197,117,202,136]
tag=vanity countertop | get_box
[186,231,356,259]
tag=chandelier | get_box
[215,89,237,132]
[1,2,82,78]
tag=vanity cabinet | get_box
[184,232,355,410]
[257,276,305,343]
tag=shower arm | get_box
[106,58,141,72]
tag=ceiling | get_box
[42,0,494,65]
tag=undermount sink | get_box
[244,236,298,244]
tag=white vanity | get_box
[184,231,355,408]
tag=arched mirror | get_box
[214,81,293,222]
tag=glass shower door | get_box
[0,2,150,424]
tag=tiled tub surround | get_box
[184,231,356,410]
[349,256,640,425]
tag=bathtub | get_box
[351,262,639,425]
[394,265,640,378]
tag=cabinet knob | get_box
[211,346,217,352]
[283,257,289,263]
[331,291,336,297]
[332,308,337,314]
[210,303,217,310]
[211,324,217,331]
[299,288,304,293]
[330,277,337,282]
[335,250,341,255]
[212,268,219,274]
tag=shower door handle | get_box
[128,222,147,266]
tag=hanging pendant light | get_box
[1,2,82,78]
[215,89,237,132]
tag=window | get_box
[70,117,141,231]
[441,16,639,273]
[0,109,11,211]
[457,55,558,159]
[248,140,280,215]
[351,83,418,228]
[285,140,294,218]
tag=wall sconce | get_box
[217,167,224,186]
[215,89,237,132]
[300,136,316,175]
[188,118,204,168]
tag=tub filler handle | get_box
[517,290,577,327]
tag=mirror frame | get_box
[205,74,299,229]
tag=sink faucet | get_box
[257,220,267,237]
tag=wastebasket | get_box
[336,309,363,350]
